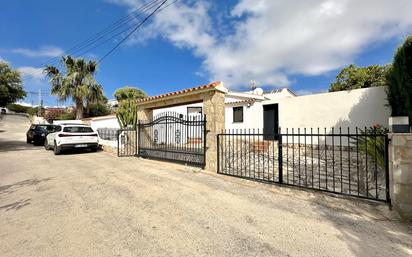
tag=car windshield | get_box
[63,126,94,133]
[35,125,56,132]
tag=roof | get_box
[225,99,255,105]
[225,91,266,101]
[136,81,227,104]
[263,88,297,96]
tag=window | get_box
[187,107,202,116]
[63,126,94,133]
[233,107,243,123]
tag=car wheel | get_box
[44,139,50,150]
[54,141,61,155]
[90,147,98,152]
[26,137,31,144]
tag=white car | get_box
[44,123,99,155]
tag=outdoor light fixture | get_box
[247,103,251,108]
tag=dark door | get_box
[263,104,279,140]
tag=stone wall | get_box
[389,133,412,220]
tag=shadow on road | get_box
[0,139,41,152]
[307,195,412,256]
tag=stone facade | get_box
[203,91,225,172]
[389,133,412,220]
[135,87,226,173]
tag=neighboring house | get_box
[107,99,118,108]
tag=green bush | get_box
[86,103,111,117]
[6,103,29,113]
[56,111,76,120]
[354,125,389,170]
[386,36,412,124]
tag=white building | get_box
[89,82,391,137]
[152,84,390,133]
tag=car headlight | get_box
[41,133,45,136]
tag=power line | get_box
[36,0,164,69]
[20,0,179,79]
[98,0,169,63]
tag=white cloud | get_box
[12,46,64,58]
[109,0,412,89]
[18,66,46,83]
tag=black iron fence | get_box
[97,128,119,141]
[138,112,206,167]
[217,127,390,202]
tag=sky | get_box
[1,0,412,106]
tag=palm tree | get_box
[44,56,103,119]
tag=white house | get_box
[152,84,390,133]
[88,82,391,143]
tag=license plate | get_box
[75,144,88,148]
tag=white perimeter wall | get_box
[90,116,120,131]
[268,86,390,133]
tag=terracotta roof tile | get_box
[136,81,222,103]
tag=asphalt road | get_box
[0,114,412,257]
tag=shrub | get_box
[355,125,389,170]
[386,36,412,124]
[86,103,111,117]
[6,103,29,113]
[44,109,65,123]
[56,111,76,120]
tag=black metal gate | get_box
[217,127,390,202]
[138,112,206,167]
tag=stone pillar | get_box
[136,107,153,154]
[137,107,153,122]
[389,133,412,220]
[203,91,225,172]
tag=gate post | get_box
[388,133,412,220]
[278,132,283,184]
[203,91,225,173]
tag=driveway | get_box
[0,114,412,257]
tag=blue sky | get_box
[1,0,412,106]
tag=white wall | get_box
[225,102,263,132]
[153,102,203,117]
[267,86,390,133]
[90,116,120,131]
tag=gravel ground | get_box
[1,114,412,257]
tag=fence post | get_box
[278,132,283,184]
[384,134,390,204]
[117,129,120,157]
[217,134,220,173]
[136,121,140,157]
[203,114,207,169]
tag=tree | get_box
[114,86,147,102]
[87,103,111,117]
[386,36,412,123]
[0,61,26,106]
[44,56,104,119]
[114,86,147,128]
[329,64,389,92]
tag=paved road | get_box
[1,114,412,257]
